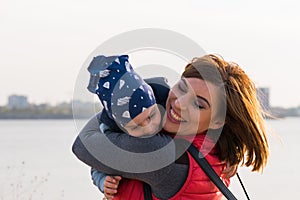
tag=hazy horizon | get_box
[1,0,299,108]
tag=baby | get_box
[88,54,161,137]
[87,54,163,193]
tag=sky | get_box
[0,0,299,108]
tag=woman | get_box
[72,54,269,199]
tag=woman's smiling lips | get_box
[167,106,186,123]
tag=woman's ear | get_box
[209,118,225,130]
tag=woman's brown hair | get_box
[182,54,269,172]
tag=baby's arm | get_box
[89,122,120,193]
[72,112,188,199]
[91,168,106,192]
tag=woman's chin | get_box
[162,120,180,134]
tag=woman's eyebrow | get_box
[182,78,211,108]
[181,78,189,89]
[197,96,210,108]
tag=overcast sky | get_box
[1,0,299,107]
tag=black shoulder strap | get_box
[143,143,238,200]
[143,182,152,200]
[188,143,237,200]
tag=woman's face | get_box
[163,77,221,136]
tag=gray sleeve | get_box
[75,113,177,172]
[72,113,188,199]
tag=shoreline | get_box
[0,114,88,120]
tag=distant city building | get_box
[296,107,300,116]
[256,87,270,111]
[7,95,29,109]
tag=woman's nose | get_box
[174,95,187,110]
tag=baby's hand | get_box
[103,176,122,199]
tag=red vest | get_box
[113,134,230,200]
[112,179,144,200]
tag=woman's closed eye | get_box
[178,80,187,93]
[178,79,207,110]
[195,101,205,109]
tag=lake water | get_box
[0,118,299,200]
[229,117,300,199]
